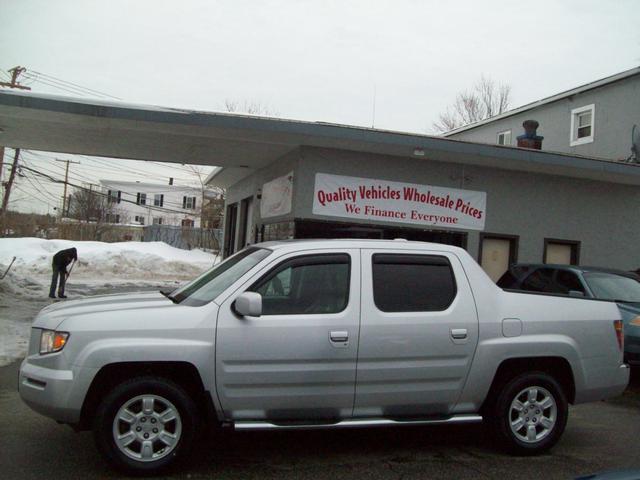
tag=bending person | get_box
[49,247,77,299]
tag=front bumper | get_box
[19,357,95,425]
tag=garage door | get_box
[481,238,512,282]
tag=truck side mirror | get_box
[234,292,262,317]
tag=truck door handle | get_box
[330,331,349,343]
[450,328,468,339]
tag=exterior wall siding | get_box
[447,75,640,161]
[288,147,640,270]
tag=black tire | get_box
[93,376,199,475]
[491,371,568,455]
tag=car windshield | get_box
[583,272,640,303]
[170,247,271,307]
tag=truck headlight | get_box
[40,330,70,354]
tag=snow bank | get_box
[0,237,218,285]
[0,238,220,366]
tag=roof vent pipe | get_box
[169,177,174,185]
[517,120,544,150]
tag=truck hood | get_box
[33,291,173,330]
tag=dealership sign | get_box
[312,173,486,231]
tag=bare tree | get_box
[184,165,224,229]
[432,76,511,133]
[224,99,279,117]
[68,187,123,240]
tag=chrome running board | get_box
[234,414,483,431]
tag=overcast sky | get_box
[1,0,639,214]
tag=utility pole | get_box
[0,148,21,233]
[55,158,80,217]
[0,146,4,193]
[0,66,31,90]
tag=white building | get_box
[99,179,204,227]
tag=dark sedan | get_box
[498,264,640,365]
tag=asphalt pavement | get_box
[1,360,639,480]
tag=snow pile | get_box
[0,238,219,366]
[0,238,218,286]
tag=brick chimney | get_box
[517,120,544,150]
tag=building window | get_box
[134,215,145,225]
[183,196,197,209]
[153,217,163,225]
[570,104,594,146]
[543,238,580,265]
[107,190,121,203]
[106,213,120,224]
[497,130,512,146]
[154,194,164,207]
[181,218,194,227]
[136,193,147,205]
[478,233,519,283]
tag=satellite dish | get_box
[629,124,640,163]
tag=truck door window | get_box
[250,254,350,315]
[372,254,456,312]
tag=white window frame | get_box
[570,104,595,146]
[183,196,196,209]
[496,130,512,146]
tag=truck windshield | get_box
[583,272,640,303]
[170,247,271,306]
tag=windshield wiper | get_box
[612,299,640,304]
[160,290,178,304]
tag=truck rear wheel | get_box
[93,376,199,474]
[492,372,568,455]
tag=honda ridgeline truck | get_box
[19,240,630,473]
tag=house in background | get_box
[444,66,640,161]
[99,179,206,227]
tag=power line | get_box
[20,154,95,185]
[21,73,99,98]
[13,184,53,206]
[24,150,197,184]
[22,150,210,185]
[19,169,61,204]
[22,159,194,209]
[28,69,121,100]
[20,165,200,216]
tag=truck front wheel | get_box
[93,376,199,474]
[492,372,568,455]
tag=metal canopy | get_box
[1,90,640,189]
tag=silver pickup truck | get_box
[19,239,630,473]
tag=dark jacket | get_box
[52,248,77,270]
